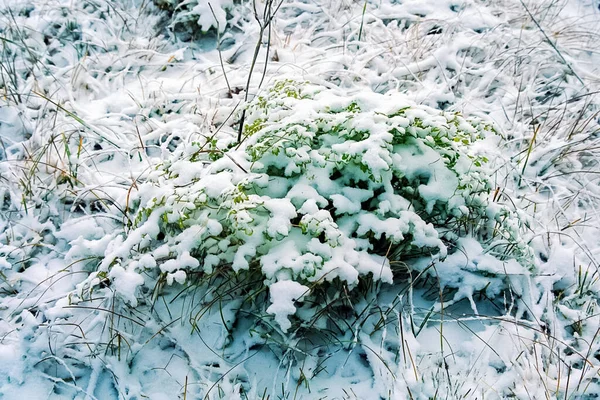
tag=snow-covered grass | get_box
[1,0,600,398]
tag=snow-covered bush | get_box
[80,80,532,332]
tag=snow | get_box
[262,197,297,238]
[265,280,309,333]
[1,0,600,398]
[108,265,145,306]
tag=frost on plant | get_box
[83,80,532,333]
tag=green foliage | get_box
[101,80,532,332]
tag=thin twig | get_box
[519,0,585,87]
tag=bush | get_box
[79,80,532,333]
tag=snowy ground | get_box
[1,0,600,398]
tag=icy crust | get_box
[74,80,531,332]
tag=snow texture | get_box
[1,0,600,398]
